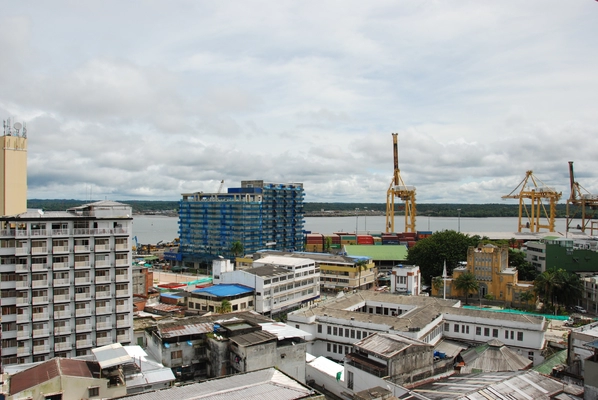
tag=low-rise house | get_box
[390,264,421,295]
[188,284,254,313]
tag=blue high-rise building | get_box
[178,180,304,265]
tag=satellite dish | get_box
[13,122,22,131]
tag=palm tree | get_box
[230,241,244,259]
[534,268,558,309]
[355,259,368,290]
[454,272,479,305]
[217,299,232,313]
[519,290,535,311]
[432,276,444,296]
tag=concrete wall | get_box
[277,341,307,383]
[8,375,126,400]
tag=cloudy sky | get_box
[2,1,597,203]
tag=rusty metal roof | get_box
[355,333,432,360]
[10,358,99,395]
[229,330,277,347]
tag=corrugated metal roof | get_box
[355,333,431,360]
[460,340,533,373]
[532,349,568,375]
[121,368,316,400]
[160,322,213,338]
[10,358,99,395]
[229,330,277,347]
[92,343,134,368]
[193,284,254,297]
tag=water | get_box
[133,215,582,244]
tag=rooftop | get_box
[255,255,315,267]
[355,333,432,360]
[459,339,533,373]
[244,264,293,278]
[192,284,254,297]
[229,330,277,347]
[344,244,409,261]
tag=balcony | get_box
[55,341,73,352]
[53,293,70,302]
[115,259,129,267]
[53,278,70,286]
[74,261,91,269]
[30,230,49,237]
[15,264,29,273]
[74,245,90,253]
[0,263,15,273]
[52,246,69,253]
[116,289,130,297]
[54,325,71,335]
[95,276,110,283]
[31,247,48,255]
[116,318,130,328]
[115,274,129,282]
[33,344,50,354]
[115,244,128,251]
[95,260,110,268]
[0,229,15,236]
[116,304,130,313]
[32,295,49,304]
[54,310,72,319]
[117,333,130,343]
[2,296,16,306]
[17,329,30,340]
[96,306,112,314]
[15,280,29,289]
[73,228,91,236]
[32,263,49,271]
[0,280,15,290]
[17,313,30,323]
[52,262,69,271]
[94,244,109,252]
[76,339,92,348]
[33,328,50,338]
[15,247,28,255]
[32,280,49,288]
[75,292,92,301]
[97,336,113,346]
[75,277,91,285]
[17,346,31,356]
[51,229,69,237]
[96,321,113,330]
[16,296,28,306]
[32,312,50,321]
[76,307,92,317]
[96,291,112,299]
[76,323,92,332]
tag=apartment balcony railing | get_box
[96,321,113,330]
[115,244,128,251]
[17,330,30,340]
[74,261,90,269]
[53,293,70,302]
[15,247,28,255]
[17,313,30,323]
[116,304,130,313]
[76,323,92,332]
[116,318,130,328]
[52,246,69,253]
[117,333,130,343]
[74,245,90,253]
[17,346,31,356]
[32,263,49,271]
[116,289,130,297]
[32,312,50,321]
[51,229,69,236]
[75,307,92,317]
[33,328,50,338]
[15,264,29,273]
[16,297,28,306]
[31,247,48,255]
[53,278,70,286]
[54,310,72,319]
[75,277,92,285]
[54,325,71,335]
[115,259,129,267]
[95,306,112,314]
[115,274,129,282]
[97,336,113,346]
[30,230,49,237]
[55,341,73,352]
[0,229,15,236]
[95,276,110,283]
[94,244,109,252]
[33,344,50,354]
[52,262,69,270]
[96,291,112,299]
[95,260,110,268]
[32,295,49,304]
[15,280,29,289]
[32,280,49,288]
[76,339,92,348]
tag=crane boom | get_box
[385,133,416,233]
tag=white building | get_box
[287,290,548,365]
[0,201,134,367]
[213,255,320,315]
[390,264,421,295]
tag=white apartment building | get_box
[213,255,320,315]
[389,264,420,295]
[0,201,134,367]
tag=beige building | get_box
[0,120,27,217]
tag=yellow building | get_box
[432,243,534,305]
[0,120,27,216]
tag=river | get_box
[132,215,582,245]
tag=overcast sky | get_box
[2,1,597,204]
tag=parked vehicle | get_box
[572,305,587,314]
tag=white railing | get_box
[95,306,112,314]
[115,274,129,282]
[116,289,130,297]
[30,230,49,237]
[55,341,72,352]
[15,247,28,255]
[115,259,129,267]
[33,344,50,354]
[31,247,48,254]
[17,313,30,323]
[95,276,110,283]
[15,264,28,273]
[75,292,91,301]
[74,245,90,252]
[76,307,91,317]
[0,229,15,236]
[76,339,92,347]
[96,291,111,299]
[53,294,70,302]
[15,280,29,288]
[95,260,110,267]
[54,325,71,335]
[116,304,130,313]
[51,229,69,236]
[94,244,109,251]
[97,336,113,346]
[115,244,128,251]
[52,262,69,270]
[54,310,71,319]
[53,278,70,285]
[74,261,90,268]
[116,319,130,328]
[17,330,30,339]
[32,312,49,321]
[53,246,69,253]
[32,280,48,288]
[32,263,48,271]
[117,333,130,343]
[96,321,112,330]
[32,295,49,304]
[75,277,91,285]
[33,328,50,337]
[73,228,91,235]
[17,346,31,356]
[16,297,28,305]
[16,231,28,237]
[76,323,92,332]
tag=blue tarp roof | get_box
[161,293,184,299]
[193,284,253,297]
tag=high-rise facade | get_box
[178,180,304,264]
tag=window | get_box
[454,324,459,333]
[517,332,523,341]
[327,326,331,335]
[345,328,349,337]
[505,330,509,339]
[171,350,182,359]
[333,327,338,336]
[510,331,514,340]
[88,387,100,398]
[295,324,300,329]
[444,323,450,332]
[356,331,361,340]
[317,324,322,334]
[528,351,534,361]
[484,328,489,336]
[461,325,466,334]
[333,344,337,353]
[492,329,498,338]
[476,327,481,335]
[465,326,469,334]
[327,343,331,352]
[351,329,355,339]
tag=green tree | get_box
[557,270,583,308]
[534,268,559,309]
[432,276,444,293]
[454,272,479,305]
[230,241,244,258]
[217,299,232,313]
[355,259,368,289]
[519,291,535,311]
[407,230,480,285]
[508,249,537,281]
[325,236,332,253]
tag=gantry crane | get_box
[385,133,416,233]
[502,170,562,232]
[566,161,598,234]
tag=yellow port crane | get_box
[566,161,598,234]
[502,170,562,232]
[385,133,416,233]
